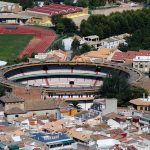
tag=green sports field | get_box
[0,34,33,62]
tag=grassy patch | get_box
[0,34,33,62]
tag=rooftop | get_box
[31,132,73,144]
[129,98,150,106]
[25,99,59,111]
[112,50,150,62]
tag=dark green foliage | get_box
[100,71,148,106]
[30,52,38,58]
[124,28,150,50]
[64,0,74,5]
[76,0,89,7]
[51,15,78,34]
[80,8,150,39]
[71,38,80,50]
[72,43,91,58]
[70,101,81,109]
[89,0,106,9]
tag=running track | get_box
[0,25,56,58]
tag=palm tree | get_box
[69,101,82,110]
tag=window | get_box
[139,64,143,68]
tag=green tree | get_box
[80,43,91,54]
[100,71,148,106]
[70,101,82,110]
[71,38,80,50]
[76,0,88,7]
[64,0,74,5]
[30,52,37,58]
[19,0,34,9]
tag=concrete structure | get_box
[133,56,150,73]
[90,98,117,115]
[139,113,150,126]
[0,93,60,122]
[0,13,29,24]
[31,132,74,149]
[83,35,101,49]
[83,33,130,50]
[0,1,22,13]
[0,62,143,101]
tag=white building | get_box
[90,98,117,115]
[82,33,130,49]
[133,56,150,73]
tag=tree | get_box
[80,43,91,54]
[21,54,29,62]
[118,43,128,52]
[19,0,34,10]
[71,38,80,50]
[76,0,88,7]
[100,70,148,106]
[70,101,82,110]
[51,15,77,34]
[30,52,37,58]
[44,0,50,5]
[89,0,106,9]
[64,0,74,5]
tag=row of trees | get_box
[80,8,150,39]
[51,15,78,34]
[100,71,148,106]
[119,27,150,51]
[64,0,116,8]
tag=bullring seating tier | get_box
[20,78,102,88]
[0,25,56,58]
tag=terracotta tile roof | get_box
[73,48,117,62]
[90,134,110,140]
[25,99,58,111]
[139,133,150,140]
[67,128,91,141]
[0,93,24,103]
[106,128,124,135]
[0,126,19,132]
[112,50,150,61]
[14,116,28,122]
[5,107,25,115]
[129,98,150,106]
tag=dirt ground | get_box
[92,5,143,15]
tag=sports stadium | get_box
[0,62,143,101]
